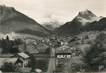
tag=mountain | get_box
[84,17,106,31]
[43,21,61,31]
[76,9,100,25]
[56,10,102,36]
[0,5,50,37]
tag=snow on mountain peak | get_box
[76,9,101,25]
[78,9,96,18]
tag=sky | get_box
[0,0,106,24]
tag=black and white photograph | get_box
[0,0,106,73]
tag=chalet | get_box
[15,52,30,68]
[56,45,72,53]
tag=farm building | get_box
[14,52,30,68]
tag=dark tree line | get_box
[84,33,106,71]
[0,35,23,54]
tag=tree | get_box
[83,33,106,71]
[1,62,19,72]
[1,37,12,53]
[1,38,23,54]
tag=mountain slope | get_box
[56,18,82,36]
[84,18,106,31]
[0,5,50,37]
[56,10,102,36]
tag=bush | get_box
[83,33,106,71]
[1,62,19,72]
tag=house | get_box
[15,52,30,68]
[56,45,72,53]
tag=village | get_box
[0,31,104,73]
[0,35,51,72]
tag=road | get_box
[47,48,55,73]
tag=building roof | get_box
[17,53,29,59]
[56,45,71,53]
